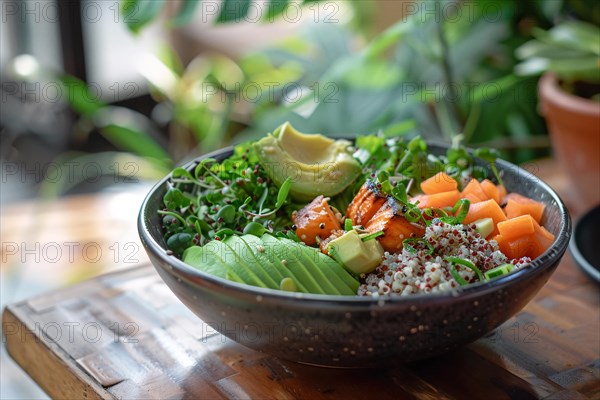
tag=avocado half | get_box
[253,122,361,201]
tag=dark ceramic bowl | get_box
[138,144,571,368]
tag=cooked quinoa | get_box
[357,220,531,297]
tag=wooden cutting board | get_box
[3,258,599,400]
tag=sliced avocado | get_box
[260,234,326,294]
[292,239,357,295]
[182,245,244,284]
[223,236,279,289]
[204,240,269,288]
[276,238,342,295]
[318,255,360,293]
[183,235,359,294]
[253,122,361,201]
[472,217,494,239]
[241,234,308,293]
[228,235,285,282]
[327,230,384,275]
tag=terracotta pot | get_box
[539,73,600,211]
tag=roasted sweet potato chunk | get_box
[346,182,386,226]
[292,195,342,246]
[365,201,426,253]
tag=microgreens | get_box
[160,142,293,255]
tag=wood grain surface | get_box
[2,159,599,399]
[3,256,599,400]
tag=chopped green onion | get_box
[405,206,424,224]
[361,231,384,242]
[450,264,469,286]
[445,256,484,283]
[402,238,434,255]
[452,199,471,224]
[344,218,353,231]
[484,263,514,280]
[438,199,470,225]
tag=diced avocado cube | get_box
[327,230,384,275]
[473,217,494,239]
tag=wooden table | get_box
[2,160,599,399]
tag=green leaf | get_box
[100,124,169,160]
[382,120,417,137]
[342,59,403,89]
[362,17,417,59]
[214,228,235,238]
[264,0,289,21]
[122,0,166,33]
[217,0,251,23]
[514,58,549,76]
[167,232,193,254]
[392,183,408,204]
[164,188,191,210]
[546,57,600,81]
[469,75,519,103]
[546,22,600,55]
[243,222,267,236]
[275,177,292,209]
[171,0,200,27]
[516,40,587,60]
[172,167,196,181]
[216,204,236,223]
[60,75,106,116]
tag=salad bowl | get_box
[138,143,571,368]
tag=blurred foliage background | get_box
[2,0,599,196]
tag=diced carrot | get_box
[491,234,510,256]
[415,190,459,209]
[503,193,545,223]
[533,219,555,252]
[420,172,458,195]
[346,182,386,226]
[461,192,484,204]
[481,179,500,204]
[497,184,507,200]
[497,215,536,241]
[292,195,341,246]
[365,202,426,253]
[461,178,489,201]
[463,199,507,227]
[505,234,541,259]
[493,218,554,260]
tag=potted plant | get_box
[516,18,600,210]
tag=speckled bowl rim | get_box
[139,142,572,306]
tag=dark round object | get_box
[138,144,571,368]
[570,204,600,283]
